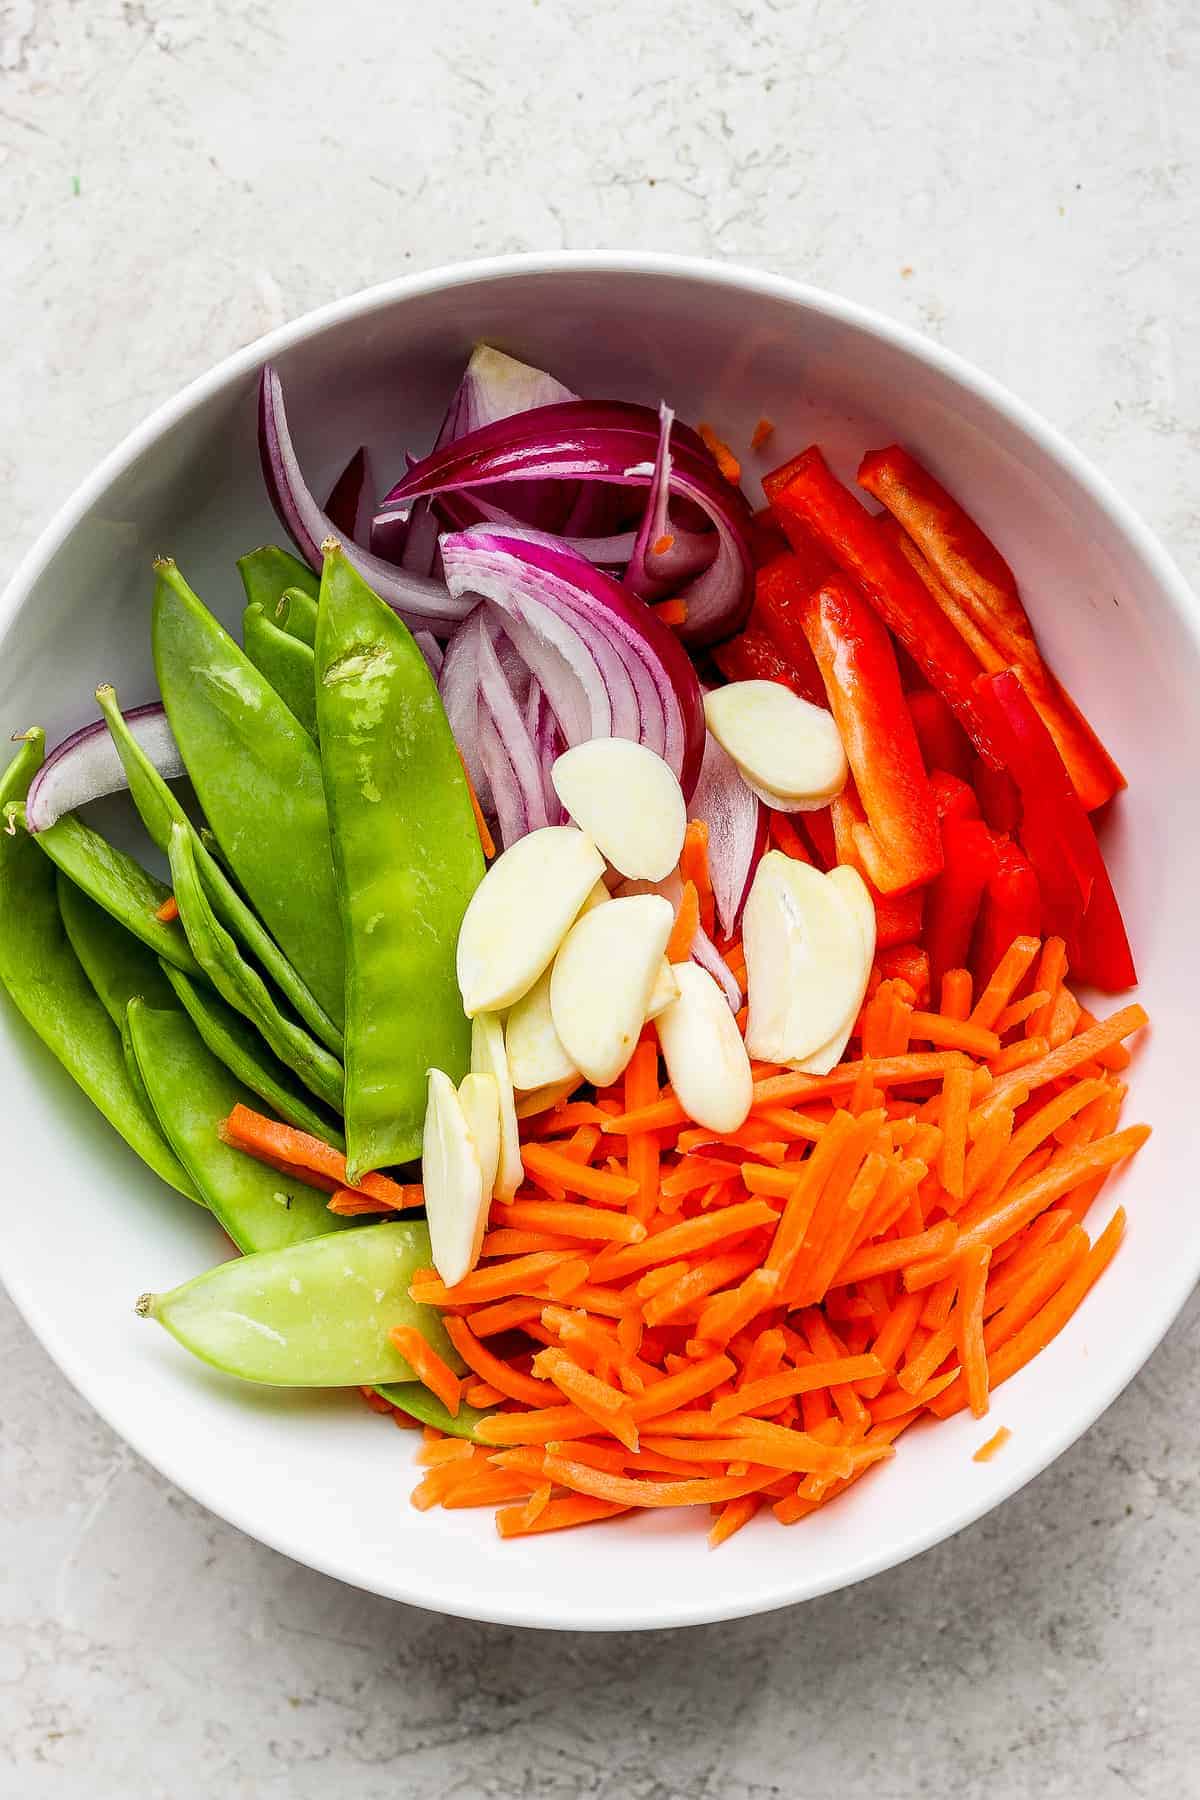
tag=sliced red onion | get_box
[688,732,768,939]
[525,679,564,821]
[413,630,444,677]
[377,400,755,646]
[437,608,490,803]
[475,624,550,846]
[323,445,374,545]
[439,527,705,795]
[625,407,718,602]
[26,703,183,834]
[258,365,472,631]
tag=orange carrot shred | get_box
[680,820,716,938]
[750,416,775,452]
[667,880,701,963]
[973,1426,1012,1463]
[155,894,180,924]
[390,1326,462,1418]
[698,423,742,484]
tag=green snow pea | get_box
[236,544,319,614]
[0,734,197,1200]
[160,961,343,1148]
[137,1219,457,1384]
[168,821,343,1110]
[315,543,483,1179]
[376,1384,493,1442]
[9,802,201,977]
[242,602,318,739]
[96,685,342,1057]
[152,557,344,1023]
[127,999,346,1253]
[274,585,319,647]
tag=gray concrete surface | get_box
[2,1,1197,1794]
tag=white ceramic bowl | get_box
[1,254,1194,1632]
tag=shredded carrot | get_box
[521,1143,638,1205]
[667,880,700,963]
[939,968,972,1022]
[155,894,180,924]
[957,1243,992,1417]
[221,1105,413,1208]
[969,936,1040,1030]
[680,820,716,939]
[495,1495,629,1537]
[390,1326,462,1418]
[459,753,496,859]
[652,596,689,628]
[652,533,676,557]
[973,1425,1012,1463]
[938,1065,974,1202]
[698,423,742,484]
[750,416,775,452]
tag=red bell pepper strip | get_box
[972,837,1041,988]
[764,447,1000,764]
[830,788,926,948]
[749,505,790,569]
[979,671,1135,990]
[750,554,829,707]
[876,943,931,1007]
[923,816,997,993]
[712,627,815,697]
[929,769,980,825]
[858,446,1125,811]
[800,806,837,870]
[907,688,972,781]
[972,757,1021,835]
[800,575,943,895]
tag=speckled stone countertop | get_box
[2,2,1197,1794]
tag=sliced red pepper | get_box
[972,836,1041,988]
[858,446,1125,811]
[799,575,942,896]
[876,943,931,1007]
[972,757,1021,835]
[750,554,829,707]
[979,671,1135,990]
[712,627,814,696]
[923,816,997,992]
[800,806,837,870]
[907,688,972,781]
[929,769,980,824]
[764,447,1000,764]
[830,789,926,948]
[749,505,790,569]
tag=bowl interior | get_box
[1,258,1194,1630]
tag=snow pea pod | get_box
[237,544,319,614]
[242,602,318,738]
[0,734,197,1200]
[168,821,343,1111]
[274,585,319,647]
[152,557,344,1023]
[9,802,201,977]
[160,961,343,1148]
[96,686,343,1057]
[375,1384,493,1442]
[127,999,347,1253]
[137,1218,458,1384]
[316,543,483,1179]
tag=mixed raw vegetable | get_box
[0,346,1149,1548]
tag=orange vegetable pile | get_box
[374,919,1148,1545]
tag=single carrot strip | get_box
[410,1250,577,1307]
[416,1437,476,1468]
[931,1209,1125,1419]
[458,754,496,859]
[750,416,775,451]
[667,880,700,963]
[978,1078,1108,1204]
[973,1425,1012,1462]
[476,1404,593,1445]
[708,1494,762,1547]
[763,1110,857,1281]
[1074,1004,1133,1071]
[716,1417,855,1475]
[328,1188,408,1216]
[681,820,716,939]
[693,1268,780,1348]
[629,1354,736,1422]
[800,1310,871,1429]
[642,1249,764,1327]
[832,1218,958,1285]
[957,1243,992,1417]
[442,1315,557,1408]
[534,1351,640,1452]
[491,1200,645,1245]
[939,968,973,1022]
[441,1470,539,1509]
[969,935,1041,1030]
[802,1149,891,1303]
[754,1107,829,1142]
[908,1011,1001,1058]
[390,1326,461,1418]
[544,1258,590,1301]
[983,1226,1089,1351]
[989,1036,1049,1074]
[155,894,180,924]
[542,1453,769,1509]
[410,1462,471,1510]
[623,1038,661,1225]
[963,1105,1015,1199]
[785,1111,888,1303]
[904,1125,1148,1290]
[862,1290,925,1396]
[994,990,1051,1036]
[1028,936,1067,1038]
[221,1105,411,1207]
[711,1356,885,1424]
[698,422,742,484]
[590,1201,779,1283]
[495,1495,629,1537]
[662,1154,745,1199]
[520,1143,638,1204]
[464,1381,505,1408]
[938,1065,974,1201]
[462,1297,543,1337]
[989,1005,1148,1105]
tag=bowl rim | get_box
[1,249,1195,1632]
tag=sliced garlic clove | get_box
[458,1071,501,1200]
[704,680,847,805]
[579,878,612,914]
[470,1012,523,1201]
[422,1068,487,1288]
[791,865,877,1074]
[457,825,605,1015]
[743,851,867,1063]
[644,957,681,1021]
[514,1077,583,1119]
[551,738,687,881]
[505,966,580,1092]
[655,961,753,1133]
[550,893,675,1087]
